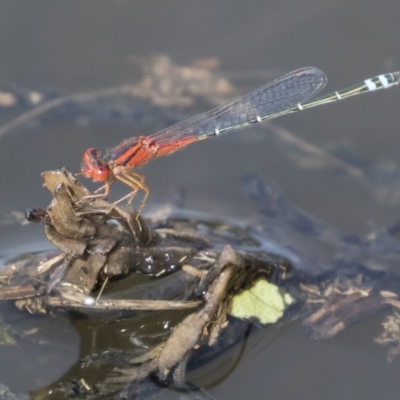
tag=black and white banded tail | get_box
[295,71,400,113]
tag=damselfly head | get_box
[81,148,110,182]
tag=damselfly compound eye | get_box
[92,166,109,182]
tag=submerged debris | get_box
[375,313,400,362]
[1,170,400,399]
[0,169,292,397]
[2,169,400,398]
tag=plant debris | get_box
[0,168,291,397]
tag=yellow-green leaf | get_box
[229,279,294,324]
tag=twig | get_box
[47,297,201,311]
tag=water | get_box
[1,1,400,398]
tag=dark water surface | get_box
[1,1,400,399]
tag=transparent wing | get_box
[148,67,327,145]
